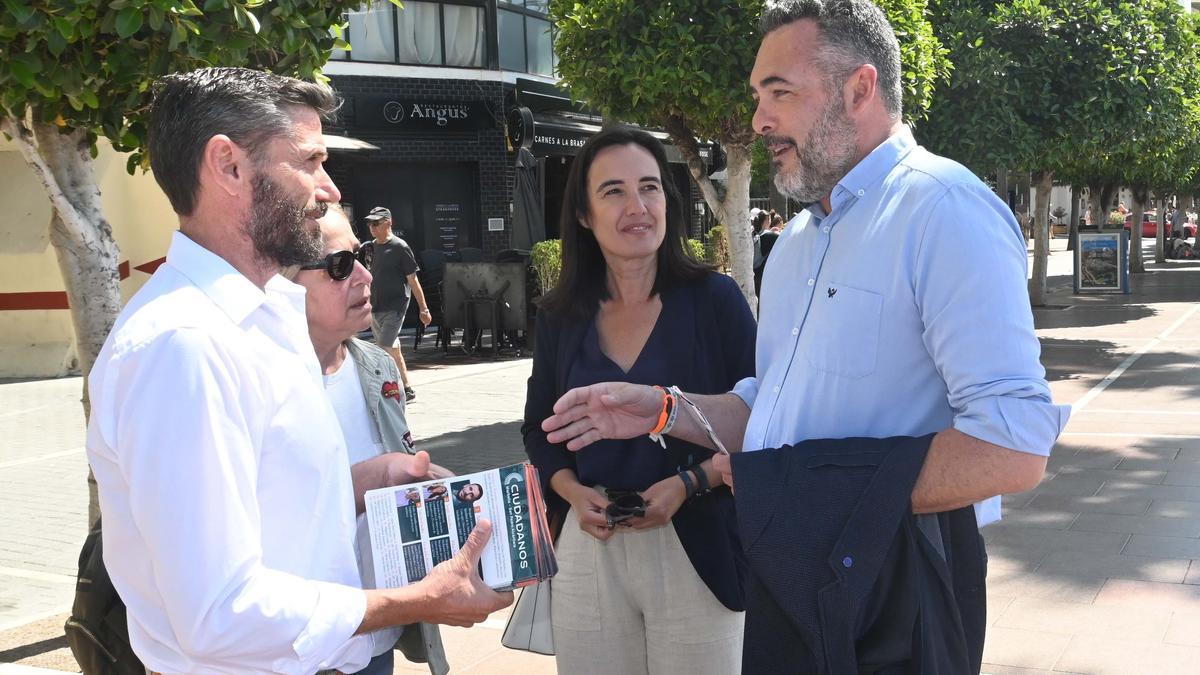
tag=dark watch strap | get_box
[677,468,695,497]
[692,464,711,495]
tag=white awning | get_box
[322,134,379,152]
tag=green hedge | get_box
[530,239,562,295]
[705,225,730,271]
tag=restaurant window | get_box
[498,1,556,76]
[333,1,485,68]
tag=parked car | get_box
[1124,212,1198,239]
[1175,214,1197,239]
[1124,211,1158,238]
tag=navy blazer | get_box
[522,272,755,611]
[731,435,987,674]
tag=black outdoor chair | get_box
[493,249,534,355]
[457,247,485,263]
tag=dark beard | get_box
[773,96,858,203]
[247,173,324,268]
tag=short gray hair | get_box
[148,67,341,215]
[760,0,903,119]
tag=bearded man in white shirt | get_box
[85,67,511,675]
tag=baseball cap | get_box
[750,208,763,217]
[365,206,391,222]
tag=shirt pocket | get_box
[803,282,883,379]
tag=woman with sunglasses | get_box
[291,205,455,675]
[522,127,756,674]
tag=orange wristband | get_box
[649,385,674,435]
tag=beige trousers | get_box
[551,512,744,675]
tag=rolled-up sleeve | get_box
[914,184,1070,456]
[732,376,759,410]
[106,330,371,674]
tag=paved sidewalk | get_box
[979,241,1200,675]
[2,237,1200,673]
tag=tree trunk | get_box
[1029,170,1052,307]
[717,143,756,312]
[1155,196,1167,264]
[664,115,757,313]
[1068,185,1080,252]
[1100,184,1117,228]
[1088,182,1103,231]
[1130,189,1146,274]
[3,114,124,528]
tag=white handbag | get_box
[500,580,555,655]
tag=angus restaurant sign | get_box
[357,97,494,132]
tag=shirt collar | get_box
[808,126,918,219]
[164,231,305,325]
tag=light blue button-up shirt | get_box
[732,127,1069,525]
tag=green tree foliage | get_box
[750,137,771,198]
[552,0,765,150]
[550,0,948,310]
[530,238,563,296]
[920,0,1200,299]
[1,0,361,171]
[1,0,364,525]
[877,0,952,123]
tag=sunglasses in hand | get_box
[604,490,646,529]
[299,249,368,281]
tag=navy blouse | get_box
[522,271,756,611]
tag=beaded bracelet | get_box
[649,385,680,449]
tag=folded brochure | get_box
[365,462,557,592]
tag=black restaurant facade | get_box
[321,2,720,259]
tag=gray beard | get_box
[247,173,324,268]
[774,100,858,204]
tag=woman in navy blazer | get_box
[522,126,756,674]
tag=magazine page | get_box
[364,462,555,591]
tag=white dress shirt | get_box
[86,232,373,674]
[733,128,1069,526]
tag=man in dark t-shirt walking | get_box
[363,206,430,401]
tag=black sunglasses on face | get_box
[299,249,366,281]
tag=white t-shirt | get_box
[324,351,401,658]
[325,352,386,465]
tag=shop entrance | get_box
[353,162,480,256]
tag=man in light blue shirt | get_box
[541,0,1067,533]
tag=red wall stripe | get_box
[0,259,144,311]
[0,291,71,311]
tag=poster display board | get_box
[1074,231,1130,294]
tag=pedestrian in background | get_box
[523,126,755,675]
[751,209,775,296]
[364,206,431,402]
[769,212,785,232]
